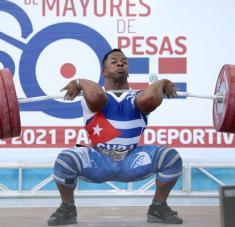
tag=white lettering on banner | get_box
[144,128,156,144]
[143,127,235,146]
[64,129,77,144]
[158,129,167,144]
[0,127,234,148]
[64,129,89,144]
[205,129,217,144]
[76,129,89,144]
[5,128,57,146]
[12,137,22,145]
[193,129,205,144]
[223,133,234,144]
[0,140,6,145]
[180,129,192,144]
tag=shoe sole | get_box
[48,217,77,226]
[147,215,183,224]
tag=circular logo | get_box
[0,51,15,75]
[19,23,111,118]
[149,74,158,83]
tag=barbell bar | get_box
[0,64,235,140]
[18,91,221,104]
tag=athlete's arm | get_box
[134,79,177,114]
[61,79,107,112]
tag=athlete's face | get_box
[103,51,129,83]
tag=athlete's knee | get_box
[156,147,182,170]
[53,150,81,187]
[166,148,182,171]
[155,147,182,182]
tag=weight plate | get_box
[0,70,12,139]
[213,64,235,133]
[0,69,21,138]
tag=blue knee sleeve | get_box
[53,151,81,187]
[155,148,182,183]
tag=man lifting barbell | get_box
[0,48,235,226]
[46,48,183,225]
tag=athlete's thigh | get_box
[118,146,161,182]
[73,147,114,183]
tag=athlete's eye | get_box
[122,58,128,64]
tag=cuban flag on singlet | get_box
[81,91,148,152]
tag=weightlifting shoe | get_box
[47,203,77,226]
[147,202,183,224]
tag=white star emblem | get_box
[93,124,103,136]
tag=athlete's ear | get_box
[102,66,107,78]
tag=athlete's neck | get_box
[104,81,129,91]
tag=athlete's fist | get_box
[162,79,177,98]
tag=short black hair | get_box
[102,48,123,68]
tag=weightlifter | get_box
[47,49,183,226]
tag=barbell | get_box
[0,64,235,140]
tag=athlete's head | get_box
[102,49,129,83]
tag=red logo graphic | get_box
[85,112,120,144]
